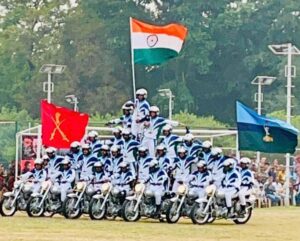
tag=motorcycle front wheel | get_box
[26,197,44,217]
[0,196,17,216]
[190,202,210,225]
[63,197,82,219]
[166,200,181,224]
[122,200,140,222]
[89,198,106,220]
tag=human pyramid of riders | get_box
[1,88,255,224]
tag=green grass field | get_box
[0,207,299,241]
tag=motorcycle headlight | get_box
[41,181,50,191]
[177,184,187,195]
[205,185,216,196]
[101,183,111,193]
[112,187,120,195]
[76,182,85,192]
[14,180,22,189]
[51,186,60,195]
[86,186,94,195]
[23,183,33,192]
[135,183,145,193]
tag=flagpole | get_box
[129,17,136,100]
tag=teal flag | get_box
[236,101,298,154]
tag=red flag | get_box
[41,100,89,148]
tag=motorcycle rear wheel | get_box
[233,206,252,224]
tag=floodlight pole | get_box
[168,91,172,120]
[256,82,262,168]
[285,43,292,206]
[47,72,52,103]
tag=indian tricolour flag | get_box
[130,18,188,65]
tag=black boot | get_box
[240,205,246,215]
[154,204,161,218]
[227,207,235,218]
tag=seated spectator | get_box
[22,161,32,174]
[0,165,7,198]
[268,166,277,180]
[274,177,285,202]
[293,169,300,206]
[277,165,286,185]
[264,176,281,206]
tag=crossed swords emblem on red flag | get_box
[50,112,69,142]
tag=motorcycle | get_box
[190,184,255,225]
[165,183,196,223]
[122,183,170,222]
[0,179,33,216]
[63,181,94,219]
[26,179,61,217]
[89,182,126,220]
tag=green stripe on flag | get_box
[134,48,178,65]
[238,123,298,154]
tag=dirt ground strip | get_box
[0,207,299,241]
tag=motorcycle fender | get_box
[31,193,42,198]
[195,198,207,204]
[67,193,77,198]
[3,192,14,197]
[126,196,137,201]
[92,194,102,200]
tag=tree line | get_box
[1,0,300,123]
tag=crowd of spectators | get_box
[0,161,20,198]
[250,156,300,206]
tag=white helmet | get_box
[138,146,148,152]
[88,131,98,138]
[202,141,212,149]
[110,145,120,152]
[100,144,110,151]
[197,160,207,168]
[149,159,159,168]
[136,88,148,98]
[119,161,129,168]
[34,158,43,165]
[122,128,131,135]
[45,147,56,153]
[94,162,103,167]
[223,158,235,167]
[122,103,133,110]
[61,156,71,165]
[149,106,160,113]
[162,124,172,132]
[82,143,91,149]
[156,144,166,151]
[240,157,251,164]
[211,147,222,156]
[177,146,187,154]
[183,133,194,142]
[42,154,49,160]
[70,141,81,148]
[112,126,123,133]
[102,139,113,146]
